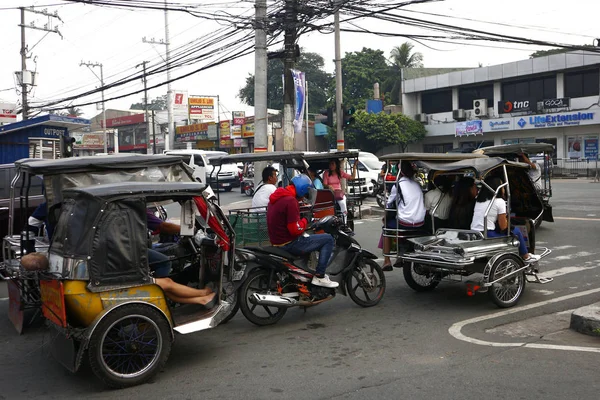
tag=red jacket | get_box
[267,185,308,245]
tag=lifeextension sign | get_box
[517,111,596,130]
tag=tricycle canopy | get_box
[473,143,554,157]
[302,151,359,171]
[210,151,305,167]
[415,157,530,180]
[379,152,487,162]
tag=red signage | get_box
[101,113,146,128]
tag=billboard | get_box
[175,123,209,142]
[189,97,214,120]
[232,111,245,126]
[220,120,231,139]
[455,120,483,137]
[73,133,105,149]
[0,103,17,124]
[101,113,145,128]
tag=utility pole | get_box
[80,61,107,153]
[282,0,297,151]
[334,10,343,151]
[151,110,157,154]
[18,7,62,120]
[254,0,268,185]
[136,61,152,154]
[142,0,173,150]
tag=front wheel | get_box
[488,255,526,308]
[244,187,254,196]
[403,262,440,292]
[239,269,287,326]
[346,259,386,307]
[87,304,172,388]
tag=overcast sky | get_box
[0,0,598,124]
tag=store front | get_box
[174,122,218,150]
[100,113,149,153]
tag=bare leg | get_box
[155,277,213,298]
[383,237,393,266]
[163,292,216,306]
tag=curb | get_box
[570,302,600,337]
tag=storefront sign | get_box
[102,113,145,128]
[220,120,231,139]
[567,136,583,159]
[43,127,67,137]
[233,138,248,147]
[175,123,209,142]
[242,118,255,138]
[231,125,242,139]
[219,139,233,148]
[173,90,188,111]
[455,120,483,137]
[0,103,17,124]
[196,140,215,149]
[487,120,512,131]
[498,99,534,113]
[519,112,595,129]
[584,136,599,160]
[539,97,570,110]
[232,111,245,126]
[73,133,105,149]
[189,97,214,120]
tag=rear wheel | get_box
[403,262,440,292]
[239,269,287,326]
[488,255,526,308]
[87,304,171,388]
[346,259,386,307]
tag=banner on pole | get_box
[291,69,306,135]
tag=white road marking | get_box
[530,289,555,296]
[0,298,8,301]
[554,216,600,221]
[448,287,600,353]
[552,245,577,251]
[587,214,597,217]
[541,264,599,279]
[553,251,597,261]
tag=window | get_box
[502,76,557,101]
[564,68,600,98]
[458,84,494,110]
[423,143,454,153]
[421,90,452,114]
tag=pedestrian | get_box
[322,158,358,226]
[252,165,278,210]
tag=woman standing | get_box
[322,158,358,226]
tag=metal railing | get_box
[551,158,599,178]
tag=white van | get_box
[163,150,240,191]
[355,151,383,196]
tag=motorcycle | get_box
[241,178,255,196]
[235,216,386,326]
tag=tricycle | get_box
[380,153,553,308]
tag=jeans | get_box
[148,248,172,277]
[487,228,528,255]
[281,233,335,276]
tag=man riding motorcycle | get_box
[266,174,338,288]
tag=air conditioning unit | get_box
[473,99,488,117]
[415,113,428,124]
[452,109,466,121]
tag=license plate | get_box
[221,183,230,187]
[40,280,67,328]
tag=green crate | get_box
[228,210,270,247]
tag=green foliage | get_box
[342,110,426,153]
[130,95,167,111]
[529,45,596,58]
[237,51,331,113]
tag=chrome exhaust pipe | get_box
[250,293,297,308]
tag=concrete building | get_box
[402,50,600,161]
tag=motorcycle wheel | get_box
[245,187,254,197]
[488,255,526,308]
[87,304,171,388]
[376,194,386,209]
[239,269,287,326]
[403,262,440,292]
[345,259,386,307]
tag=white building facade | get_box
[402,50,600,161]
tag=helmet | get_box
[291,174,313,197]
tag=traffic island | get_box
[570,302,600,337]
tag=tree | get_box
[66,106,83,117]
[237,51,331,113]
[339,111,426,153]
[334,48,391,111]
[385,42,424,104]
[529,45,596,58]
[130,94,167,110]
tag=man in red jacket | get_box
[267,174,338,288]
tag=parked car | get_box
[163,150,240,191]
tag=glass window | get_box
[565,68,599,98]
[458,84,494,110]
[423,143,454,153]
[421,90,452,114]
[502,76,557,101]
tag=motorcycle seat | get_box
[246,246,301,260]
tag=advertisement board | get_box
[232,111,245,126]
[101,113,145,128]
[189,97,214,120]
[73,133,105,149]
[173,90,188,111]
[0,103,17,124]
[567,136,583,159]
[455,120,483,137]
[231,125,242,139]
[242,116,255,138]
[219,120,231,139]
[291,69,305,135]
[175,123,209,142]
[584,136,599,160]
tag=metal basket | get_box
[227,208,270,247]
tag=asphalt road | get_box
[1,180,600,399]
